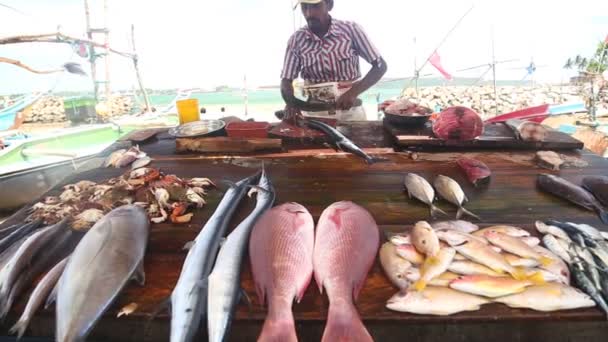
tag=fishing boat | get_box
[0,93,44,131]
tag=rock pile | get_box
[400,85,583,118]
[96,96,134,120]
[25,96,66,123]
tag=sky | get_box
[0,0,607,94]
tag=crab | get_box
[170,202,193,223]
[186,188,206,208]
[188,178,216,188]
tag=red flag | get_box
[429,50,453,80]
[605,34,608,44]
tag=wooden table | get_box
[2,121,608,341]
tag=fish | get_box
[395,244,425,265]
[207,169,276,342]
[389,234,411,246]
[411,221,440,257]
[306,119,386,164]
[448,261,505,277]
[10,257,68,339]
[571,260,608,318]
[493,283,595,311]
[542,235,573,264]
[436,229,487,246]
[386,287,490,316]
[457,157,492,187]
[449,275,534,298]
[473,225,530,238]
[483,231,553,267]
[249,203,314,342]
[0,220,42,254]
[379,243,415,291]
[131,156,152,170]
[404,270,461,287]
[454,240,528,279]
[524,268,568,284]
[412,247,456,291]
[431,220,479,233]
[313,201,379,342]
[170,172,259,342]
[503,253,540,268]
[537,174,608,224]
[0,219,68,308]
[573,244,602,290]
[582,176,608,207]
[56,205,149,342]
[433,175,480,220]
[535,221,572,242]
[404,173,447,217]
[522,236,541,247]
[103,149,126,167]
[533,245,571,284]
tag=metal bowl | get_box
[168,120,226,138]
[384,112,431,127]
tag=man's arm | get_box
[280,79,333,112]
[336,58,387,110]
[336,22,388,110]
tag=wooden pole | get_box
[0,33,134,58]
[84,0,98,102]
[131,25,151,113]
[104,0,111,101]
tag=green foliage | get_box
[564,41,607,73]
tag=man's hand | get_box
[335,90,359,110]
[283,105,303,125]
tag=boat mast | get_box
[491,25,498,115]
[84,0,111,102]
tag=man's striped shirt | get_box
[281,18,382,84]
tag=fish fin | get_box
[539,256,554,267]
[512,267,529,281]
[258,313,297,342]
[324,142,340,152]
[527,271,546,285]
[247,185,271,195]
[132,261,146,286]
[335,141,347,152]
[597,208,608,225]
[412,280,428,292]
[9,317,28,339]
[457,207,481,221]
[426,256,440,266]
[322,301,372,342]
[430,205,448,218]
[182,241,194,251]
[239,288,253,314]
[44,283,59,310]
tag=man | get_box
[280,0,387,121]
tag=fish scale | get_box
[250,203,314,342]
[314,201,378,342]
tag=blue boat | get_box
[0,94,44,131]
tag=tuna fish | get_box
[250,203,315,342]
[537,174,608,224]
[314,201,379,342]
[404,173,447,218]
[56,205,149,342]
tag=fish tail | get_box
[511,267,528,281]
[258,317,298,342]
[457,207,481,221]
[597,208,608,225]
[9,318,27,339]
[426,256,440,266]
[430,205,448,218]
[412,279,428,291]
[321,300,373,342]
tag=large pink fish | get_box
[314,201,379,342]
[249,203,315,342]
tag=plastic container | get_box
[226,121,270,138]
[176,99,200,124]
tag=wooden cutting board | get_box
[175,137,282,153]
[384,119,584,150]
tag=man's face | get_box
[301,1,329,31]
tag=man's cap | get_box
[293,0,323,10]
